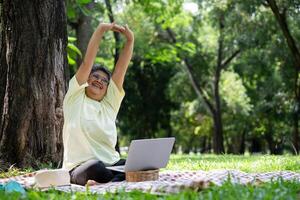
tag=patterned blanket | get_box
[1,170,300,194]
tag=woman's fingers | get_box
[110,22,116,29]
[108,23,133,41]
[112,24,125,32]
[122,24,134,41]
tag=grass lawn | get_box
[1,154,300,200]
[167,154,300,172]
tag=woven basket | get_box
[126,169,159,182]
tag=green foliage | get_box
[67,0,105,22]
[76,0,92,4]
[118,60,176,141]
[220,71,252,115]
[67,37,82,62]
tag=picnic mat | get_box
[1,170,300,194]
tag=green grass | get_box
[1,154,299,178]
[1,180,299,200]
[166,154,300,172]
[1,154,300,199]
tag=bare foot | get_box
[86,179,100,186]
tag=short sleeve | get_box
[103,80,125,112]
[64,75,88,104]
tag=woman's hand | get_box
[120,24,134,42]
[98,22,125,33]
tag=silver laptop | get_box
[106,137,175,172]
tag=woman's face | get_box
[85,70,109,101]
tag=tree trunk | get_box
[212,16,225,154]
[207,135,212,153]
[250,137,262,153]
[292,73,300,154]
[228,133,245,154]
[75,2,94,67]
[292,101,299,153]
[239,129,246,154]
[0,0,68,168]
[213,72,224,153]
[265,121,276,154]
[212,112,224,153]
[0,1,8,145]
[104,0,122,152]
[105,0,121,66]
[212,69,225,153]
[200,136,207,153]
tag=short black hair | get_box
[90,64,111,80]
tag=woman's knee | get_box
[85,160,113,183]
[70,159,113,185]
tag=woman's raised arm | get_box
[75,22,124,85]
[112,25,134,90]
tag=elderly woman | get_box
[62,22,134,185]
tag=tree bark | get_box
[0,1,8,144]
[0,0,68,168]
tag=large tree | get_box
[266,0,300,154]
[134,0,253,153]
[0,0,68,168]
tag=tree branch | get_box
[267,0,300,70]
[165,27,216,114]
[221,49,241,69]
[183,58,216,114]
[166,27,177,43]
[216,15,225,71]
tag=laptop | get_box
[106,137,175,172]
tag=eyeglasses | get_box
[91,73,109,86]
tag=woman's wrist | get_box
[96,25,106,34]
[126,38,134,44]
[94,28,105,40]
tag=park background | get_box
[1,0,300,199]
[1,0,300,168]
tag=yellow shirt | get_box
[62,75,125,170]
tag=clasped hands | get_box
[98,22,134,42]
